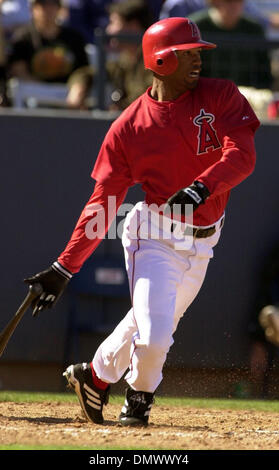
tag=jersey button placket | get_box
[169,103,177,125]
[158,107,169,126]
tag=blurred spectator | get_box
[0,1,32,107]
[248,243,279,398]
[0,0,31,40]
[268,96,279,119]
[145,0,163,21]
[159,0,279,33]
[189,0,273,90]
[97,0,153,110]
[112,0,161,21]
[0,0,9,105]
[7,0,93,109]
[59,0,111,45]
[159,0,204,18]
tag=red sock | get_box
[90,362,109,390]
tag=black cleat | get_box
[119,387,154,426]
[63,363,110,424]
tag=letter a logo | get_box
[189,20,200,39]
[193,109,221,155]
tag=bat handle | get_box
[13,283,43,317]
[0,283,44,358]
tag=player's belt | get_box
[182,217,224,238]
[183,225,216,238]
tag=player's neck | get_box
[150,78,192,102]
[34,21,60,39]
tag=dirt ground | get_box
[0,400,279,450]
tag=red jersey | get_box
[58,78,260,273]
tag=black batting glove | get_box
[165,181,210,216]
[24,262,72,316]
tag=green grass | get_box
[0,390,123,404]
[157,396,279,412]
[0,390,279,412]
[0,390,82,403]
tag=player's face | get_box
[32,1,60,28]
[171,48,202,91]
[214,0,244,26]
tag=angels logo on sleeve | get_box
[193,108,221,155]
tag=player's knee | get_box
[136,336,172,359]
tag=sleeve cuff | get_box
[52,261,73,280]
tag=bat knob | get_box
[29,283,43,297]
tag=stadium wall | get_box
[0,111,278,392]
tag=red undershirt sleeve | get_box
[57,181,128,274]
[57,121,133,274]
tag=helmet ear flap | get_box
[153,49,178,76]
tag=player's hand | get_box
[24,262,72,316]
[165,181,210,216]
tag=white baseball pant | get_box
[93,202,224,393]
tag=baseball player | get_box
[25,17,260,426]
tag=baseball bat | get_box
[0,283,43,358]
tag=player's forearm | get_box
[196,128,256,197]
[57,182,127,273]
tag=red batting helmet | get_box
[142,17,216,76]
